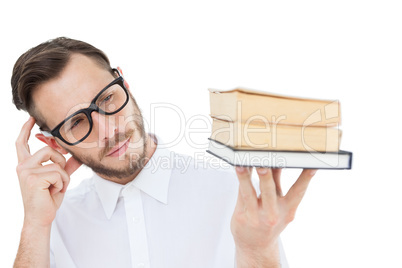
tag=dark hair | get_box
[11,37,112,129]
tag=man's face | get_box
[32,54,148,180]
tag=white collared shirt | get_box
[50,134,288,268]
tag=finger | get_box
[23,147,67,168]
[233,187,245,215]
[30,164,71,193]
[34,171,64,196]
[272,168,283,196]
[45,172,64,196]
[65,156,82,177]
[235,166,258,215]
[285,169,317,209]
[257,168,277,210]
[16,117,36,163]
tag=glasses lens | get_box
[59,112,91,144]
[57,78,128,145]
[96,82,127,114]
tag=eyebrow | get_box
[64,76,117,116]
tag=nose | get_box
[91,112,118,143]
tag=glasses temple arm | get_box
[40,130,54,137]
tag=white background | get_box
[1,0,401,267]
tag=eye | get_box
[100,93,114,105]
[103,94,113,102]
[70,119,83,130]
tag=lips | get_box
[106,137,130,157]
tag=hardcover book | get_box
[207,138,352,169]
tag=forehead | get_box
[32,54,114,129]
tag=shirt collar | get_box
[94,133,173,219]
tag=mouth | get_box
[106,137,131,157]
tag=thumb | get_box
[65,156,82,176]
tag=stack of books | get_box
[206,88,352,169]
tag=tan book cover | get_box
[210,118,341,152]
[209,87,341,127]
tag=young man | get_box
[12,37,316,268]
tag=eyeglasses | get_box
[41,68,130,146]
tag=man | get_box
[12,37,316,267]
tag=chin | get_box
[95,144,148,179]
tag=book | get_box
[206,138,352,169]
[210,118,342,152]
[209,87,341,127]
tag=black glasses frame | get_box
[49,69,130,146]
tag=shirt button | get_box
[137,263,145,267]
[133,217,141,223]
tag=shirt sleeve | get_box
[50,220,78,267]
[278,237,289,268]
[50,246,56,268]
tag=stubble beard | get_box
[68,110,149,180]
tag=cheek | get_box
[70,138,104,151]
[117,104,142,130]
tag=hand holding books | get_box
[232,166,317,267]
[209,88,352,267]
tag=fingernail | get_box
[236,166,245,173]
[257,168,268,175]
[310,169,317,176]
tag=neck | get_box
[95,133,157,185]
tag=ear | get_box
[117,66,130,90]
[35,134,69,155]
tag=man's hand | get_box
[231,167,317,268]
[15,117,81,227]
[14,117,82,267]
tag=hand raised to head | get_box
[15,117,82,227]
